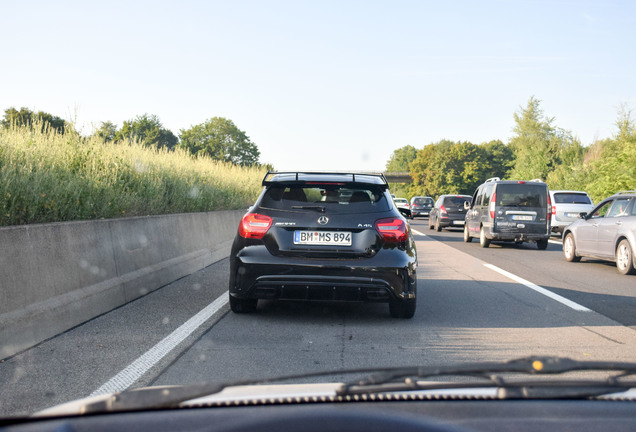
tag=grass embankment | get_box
[0,125,265,226]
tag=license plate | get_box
[453,220,465,225]
[294,231,352,246]
[511,215,533,221]
[565,212,579,218]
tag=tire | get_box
[479,226,490,248]
[536,239,548,250]
[229,294,258,313]
[389,298,416,319]
[428,216,434,230]
[616,239,636,275]
[563,233,580,262]
[435,218,442,232]
[463,225,472,242]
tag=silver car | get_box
[563,191,636,275]
[549,190,595,235]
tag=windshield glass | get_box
[261,185,389,213]
[553,193,593,205]
[1,0,636,422]
[496,184,547,208]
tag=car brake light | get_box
[489,192,496,219]
[238,213,272,239]
[375,217,408,242]
[547,194,552,222]
[440,205,447,216]
[552,204,556,215]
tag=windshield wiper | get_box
[78,356,636,414]
[336,356,636,399]
[291,205,326,212]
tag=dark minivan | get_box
[464,178,551,249]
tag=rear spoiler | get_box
[262,171,389,188]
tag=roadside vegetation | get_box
[0,123,265,226]
[386,97,636,203]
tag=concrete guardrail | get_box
[0,210,244,360]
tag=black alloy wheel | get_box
[229,295,258,313]
[479,226,490,248]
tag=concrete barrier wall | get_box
[0,210,244,359]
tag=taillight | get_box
[439,205,447,216]
[238,213,272,239]
[375,217,408,242]
[547,195,552,222]
[489,192,496,219]
[552,204,556,215]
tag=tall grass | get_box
[0,124,266,226]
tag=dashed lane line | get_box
[483,263,591,312]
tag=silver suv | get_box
[563,191,636,275]
[549,190,594,235]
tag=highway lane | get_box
[153,226,636,385]
[2,224,636,417]
[409,218,636,330]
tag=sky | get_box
[1,0,635,171]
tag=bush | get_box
[0,124,265,226]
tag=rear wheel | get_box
[536,239,548,250]
[389,298,416,319]
[428,216,434,230]
[563,233,580,262]
[229,295,258,313]
[463,225,472,242]
[479,226,490,248]
[616,239,635,275]
[435,218,442,232]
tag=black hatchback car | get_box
[228,172,418,318]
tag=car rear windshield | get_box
[553,193,592,204]
[443,196,472,207]
[413,197,433,205]
[260,184,390,213]
[496,184,547,208]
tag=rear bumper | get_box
[438,216,466,227]
[486,227,550,242]
[229,245,417,303]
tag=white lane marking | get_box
[411,228,426,236]
[483,264,591,312]
[91,293,229,396]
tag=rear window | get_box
[553,193,592,205]
[260,184,389,213]
[413,197,433,205]
[443,196,472,207]
[496,184,547,208]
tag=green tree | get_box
[94,121,118,143]
[385,145,418,172]
[115,114,178,150]
[179,117,260,165]
[481,140,513,180]
[583,108,636,201]
[509,97,576,181]
[2,107,67,134]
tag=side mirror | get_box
[464,201,471,210]
[578,212,587,219]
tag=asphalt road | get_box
[2,218,636,417]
